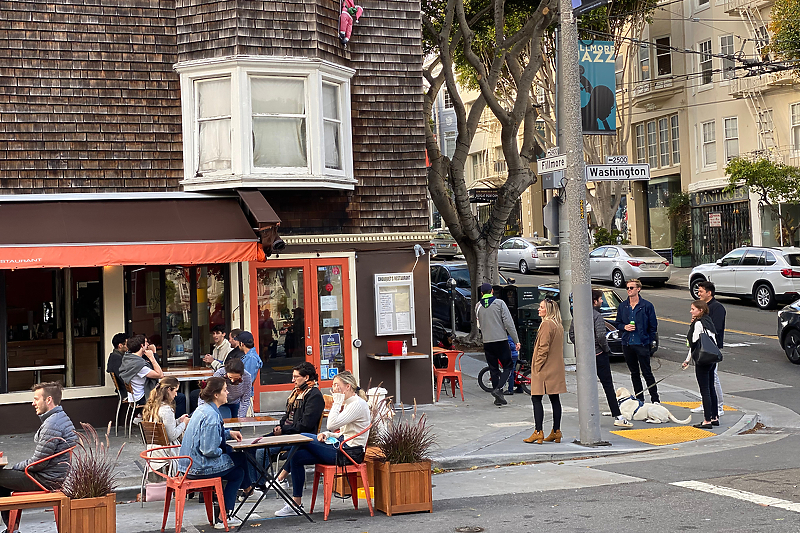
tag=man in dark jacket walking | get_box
[475,283,520,406]
[0,382,78,529]
[570,290,633,427]
[614,279,660,403]
[693,281,726,418]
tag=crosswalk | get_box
[671,480,800,513]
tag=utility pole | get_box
[558,0,602,445]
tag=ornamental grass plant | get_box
[62,422,125,499]
[377,403,436,464]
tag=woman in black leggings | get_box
[524,299,567,444]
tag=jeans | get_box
[531,394,562,432]
[0,468,43,526]
[506,355,518,393]
[484,340,513,392]
[695,363,718,422]
[622,344,659,403]
[281,433,339,498]
[187,451,250,513]
[596,351,621,417]
[714,367,723,408]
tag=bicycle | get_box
[478,359,531,394]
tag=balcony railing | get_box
[723,0,774,13]
[738,147,800,166]
[729,70,797,97]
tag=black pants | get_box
[531,394,562,432]
[0,468,45,526]
[695,362,718,422]
[484,340,513,391]
[597,351,621,417]
[622,344,659,403]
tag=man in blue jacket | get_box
[614,278,659,403]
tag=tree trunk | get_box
[460,237,499,342]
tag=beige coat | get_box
[530,319,567,395]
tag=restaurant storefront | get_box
[690,185,751,265]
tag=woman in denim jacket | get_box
[179,377,249,529]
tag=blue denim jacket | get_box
[242,347,262,396]
[177,402,233,476]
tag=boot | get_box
[523,430,544,444]
[543,429,562,443]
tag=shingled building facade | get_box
[0,0,432,431]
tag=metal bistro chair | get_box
[124,381,145,439]
[433,349,465,401]
[139,421,173,507]
[110,372,131,437]
[7,445,76,533]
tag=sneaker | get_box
[275,502,302,517]
[614,417,633,428]
[718,409,725,418]
[215,513,242,529]
[690,405,704,413]
[272,478,289,497]
[491,389,508,405]
[494,397,504,406]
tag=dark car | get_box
[430,262,511,332]
[778,299,800,363]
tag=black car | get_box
[430,262,511,332]
[778,299,800,363]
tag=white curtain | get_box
[253,117,307,167]
[322,84,341,169]
[197,79,231,172]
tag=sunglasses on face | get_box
[626,287,637,291]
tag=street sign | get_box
[708,212,722,228]
[585,164,650,181]
[605,155,628,165]
[537,154,568,174]
[546,147,560,157]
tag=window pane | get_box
[656,37,671,76]
[199,120,231,172]
[647,121,658,168]
[324,120,341,169]
[721,36,735,80]
[639,44,650,81]
[198,78,231,119]
[256,267,306,386]
[251,78,305,115]
[703,121,716,166]
[671,115,680,164]
[636,124,646,163]
[127,265,162,354]
[659,118,670,167]
[700,41,712,85]
[318,265,346,379]
[196,265,226,361]
[165,267,192,365]
[72,268,103,387]
[253,117,307,167]
[724,117,739,161]
[322,84,339,120]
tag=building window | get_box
[639,44,650,81]
[658,118,670,167]
[443,89,454,109]
[721,35,735,80]
[791,103,800,155]
[444,131,456,159]
[702,120,716,168]
[647,121,658,168]
[615,54,624,89]
[251,77,308,168]
[671,114,680,164]
[724,117,739,162]
[655,37,671,76]
[699,0,709,6]
[635,124,646,163]
[197,78,232,173]
[699,40,713,85]
[757,109,774,151]
[323,82,342,170]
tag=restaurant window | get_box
[197,77,232,173]
[1,268,103,394]
[125,265,230,368]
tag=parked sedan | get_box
[430,230,461,259]
[690,246,800,310]
[589,245,672,288]
[778,299,800,363]
[498,237,559,274]
[430,262,510,332]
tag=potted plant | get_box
[372,403,436,516]
[668,191,693,267]
[62,422,124,532]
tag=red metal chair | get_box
[140,445,229,533]
[310,425,374,521]
[7,445,76,532]
[434,349,465,401]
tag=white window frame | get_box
[658,117,670,167]
[647,120,658,168]
[322,81,343,170]
[791,103,800,156]
[195,76,233,175]
[175,57,356,190]
[723,117,739,162]
[654,36,671,77]
[639,44,651,82]
[698,40,713,87]
[671,114,680,165]
[635,123,646,163]
[720,35,735,81]
[701,120,717,169]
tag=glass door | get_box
[311,259,351,382]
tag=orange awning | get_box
[0,197,269,269]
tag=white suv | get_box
[689,246,800,309]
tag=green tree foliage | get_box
[725,157,800,244]
[592,227,628,246]
[768,0,800,62]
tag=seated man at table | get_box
[195,358,253,419]
[106,332,128,379]
[202,324,233,371]
[0,382,78,530]
[120,335,186,417]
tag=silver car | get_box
[690,246,800,310]
[589,245,672,288]
[498,237,559,274]
[430,230,461,258]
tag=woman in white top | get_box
[142,377,189,471]
[273,370,371,517]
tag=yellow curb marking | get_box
[610,426,716,446]
[660,401,737,411]
[659,317,778,340]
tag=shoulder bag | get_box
[693,325,722,365]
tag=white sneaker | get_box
[275,503,302,517]
[690,405,704,413]
[215,513,242,529]
[718,409,725,418]
[614,417,633,428]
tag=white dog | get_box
[615,387,691,424]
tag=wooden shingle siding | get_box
[0,0,183,192]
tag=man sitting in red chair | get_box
[0,382,78,531]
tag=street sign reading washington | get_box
[585,164,650,181]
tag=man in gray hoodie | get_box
[475,283,520,406]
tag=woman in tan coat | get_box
[524,298,566,444]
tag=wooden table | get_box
[223,416,277,429]
[0,492,70,532]
[367,352,429,409]
[162,366,214,397]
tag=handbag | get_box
[334,436,365,466]
[145,481,167,502]
[693,328,722,365]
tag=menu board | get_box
[374,272,416,336]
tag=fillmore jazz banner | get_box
[579,40,616,134]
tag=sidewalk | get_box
[667,266,691,290]
[1,351,773,532]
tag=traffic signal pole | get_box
[558,0,602,445]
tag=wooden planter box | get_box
[373,459,432,516]
[334,446,383,497]
[69,493,116,532]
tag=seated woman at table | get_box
[178,377,249,529]
[142,377,189,473]
[273,370,370,517]
[193,358,253,419]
